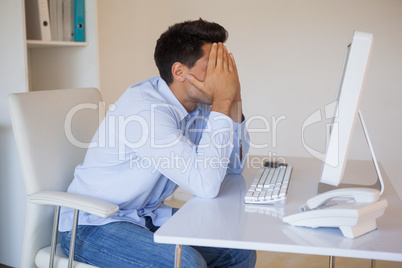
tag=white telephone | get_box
[283,188,388,238]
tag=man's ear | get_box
[171,62,187,82]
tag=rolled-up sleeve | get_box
[131,109,236,199]
[227,116,249,174]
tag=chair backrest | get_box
[8,88,104,267]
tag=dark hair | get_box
[154,18,228,84]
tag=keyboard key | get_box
[279,188,287,197]
[272,189,280,198]
[244,164,292,204]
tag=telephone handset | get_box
[303,188,380,210]
[283,188,388,238]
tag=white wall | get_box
[0,0,28,266]
[97,1,171,107]
[0,1,101,265]
[98,0,402,197]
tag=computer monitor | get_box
[318,31,383,193]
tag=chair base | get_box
[35,244,98,268]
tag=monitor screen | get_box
[319,31,374,190]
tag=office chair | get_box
[9,88,119,268]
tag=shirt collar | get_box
[156,77,190,122]
[189,104,202,118]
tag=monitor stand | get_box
[318,110,385,195]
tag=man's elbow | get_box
[226,165,244,175]
[203,189,220,199]
[192,181,221,199]
[194,186,220,199]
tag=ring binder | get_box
[25,0,52,41]
[74,0,85,42]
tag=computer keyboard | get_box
[244,162,293,204]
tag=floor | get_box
[1,258,401,268]
[0,258,400,267]
[164,198,402,268]
[255,252,402,267]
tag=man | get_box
[59,18,256,267]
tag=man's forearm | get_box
[230,99,243,160]
[211,98,233,117]
[230,99,243,123]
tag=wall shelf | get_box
[27,40,88,48]
[24,0,99,92]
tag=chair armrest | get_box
[28,191,119,218]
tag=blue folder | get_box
[74,0,85,42]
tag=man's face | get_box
[188,43,211,82]
[185,43,213,105]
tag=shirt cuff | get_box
[208,111,236,133]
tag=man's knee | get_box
[243,249,257,267]
[181,245,208,268]
[229,248,256,267]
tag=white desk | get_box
[154,156,402,265]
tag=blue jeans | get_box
[60,209,256,267]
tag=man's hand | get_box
[186,43,241,117]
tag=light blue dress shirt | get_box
[59,77,249,232]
